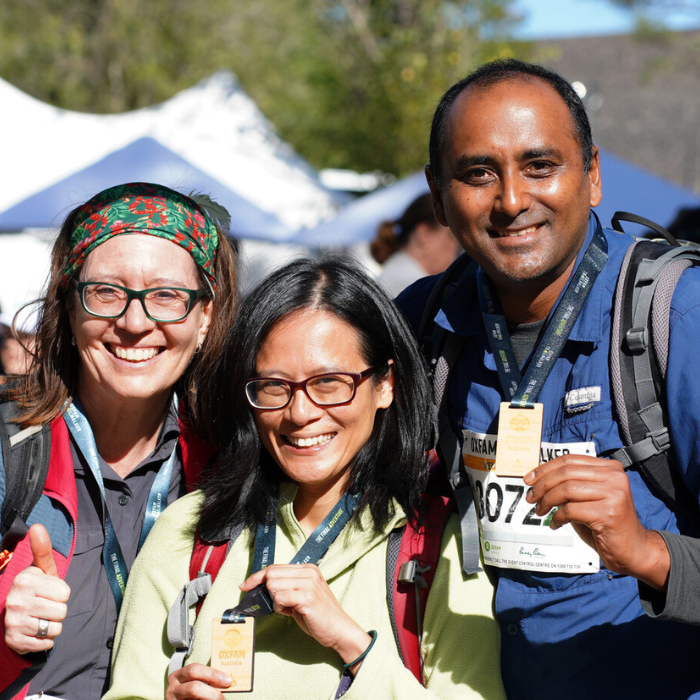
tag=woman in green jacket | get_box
[105,257,504,700]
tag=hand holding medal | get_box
[239,563,372,669]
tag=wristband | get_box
[343,630,377,671]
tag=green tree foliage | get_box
[0,0,530,175]
[232,0,531,174]
[0,0,234,112]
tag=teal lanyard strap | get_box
[63,400,177,611]
[223,490,359,620]
[477,224,608,407]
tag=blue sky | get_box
[514,0,700,39]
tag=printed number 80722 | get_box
[473,480,543,526]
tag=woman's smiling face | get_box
[69,234,212,410]
[253,308,394,500]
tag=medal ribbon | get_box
[477,224,608,407]
[63,400,177,611]
[222,490,359,621]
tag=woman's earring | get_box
[71,336,76,347]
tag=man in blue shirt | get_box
[397,59,700,699]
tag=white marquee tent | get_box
[0,72,343,313]
[0,71,339,230]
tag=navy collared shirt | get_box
[397,213,700,700]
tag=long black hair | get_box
[199,256,436,539]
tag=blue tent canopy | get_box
[295,149,700,246]
[593,149,700,234]
[295,172,428,247]
[0,137,293,241]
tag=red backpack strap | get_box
[387,493,453,684]
[178,407,216,492]
[190,531,229,614]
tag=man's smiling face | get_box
[429,76,602,295]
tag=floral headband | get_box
[59,182,219,293]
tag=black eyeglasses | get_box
[77,282,207,323]
[245,367,377,410]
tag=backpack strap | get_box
[417,252,474,351]
[166,523,244,675]
[0,403,12,498]
[0,402,51,552]
[417,253,481,576]
[610,239,700,524]
[433,333,482,576]
[611,211,680,246]
[0,408,12,570]
[386,494,453,684]
[166,553,214,676]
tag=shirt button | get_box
[106,637,114,649]
[506,623,519,636]
[118,495,128,506]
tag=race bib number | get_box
[463,430,600,574]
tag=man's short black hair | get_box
[428,58,593,189]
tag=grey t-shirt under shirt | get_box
[507,317,547,370]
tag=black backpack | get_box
[0,401,52,553]
[418,211,700,556]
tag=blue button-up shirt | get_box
[397,214,700,700]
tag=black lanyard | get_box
[222,490,359,621]
[477,224,608,408]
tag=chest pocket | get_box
[64,525,105,618]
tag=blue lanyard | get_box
[255,489,359,570]
[63,400,177,611]
[477,224,608,407]
[223,490,359,621]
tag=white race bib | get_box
[462,430,600,573]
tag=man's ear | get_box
[588,145,602,208]
[425,165,449,227]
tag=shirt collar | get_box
[71,394,180,478]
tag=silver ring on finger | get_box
[36,618,50,639]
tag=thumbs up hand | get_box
[4,524,71,654]
[29,523,59,577]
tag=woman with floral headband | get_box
[0,182,238,700]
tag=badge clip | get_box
[231,583,274,618]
